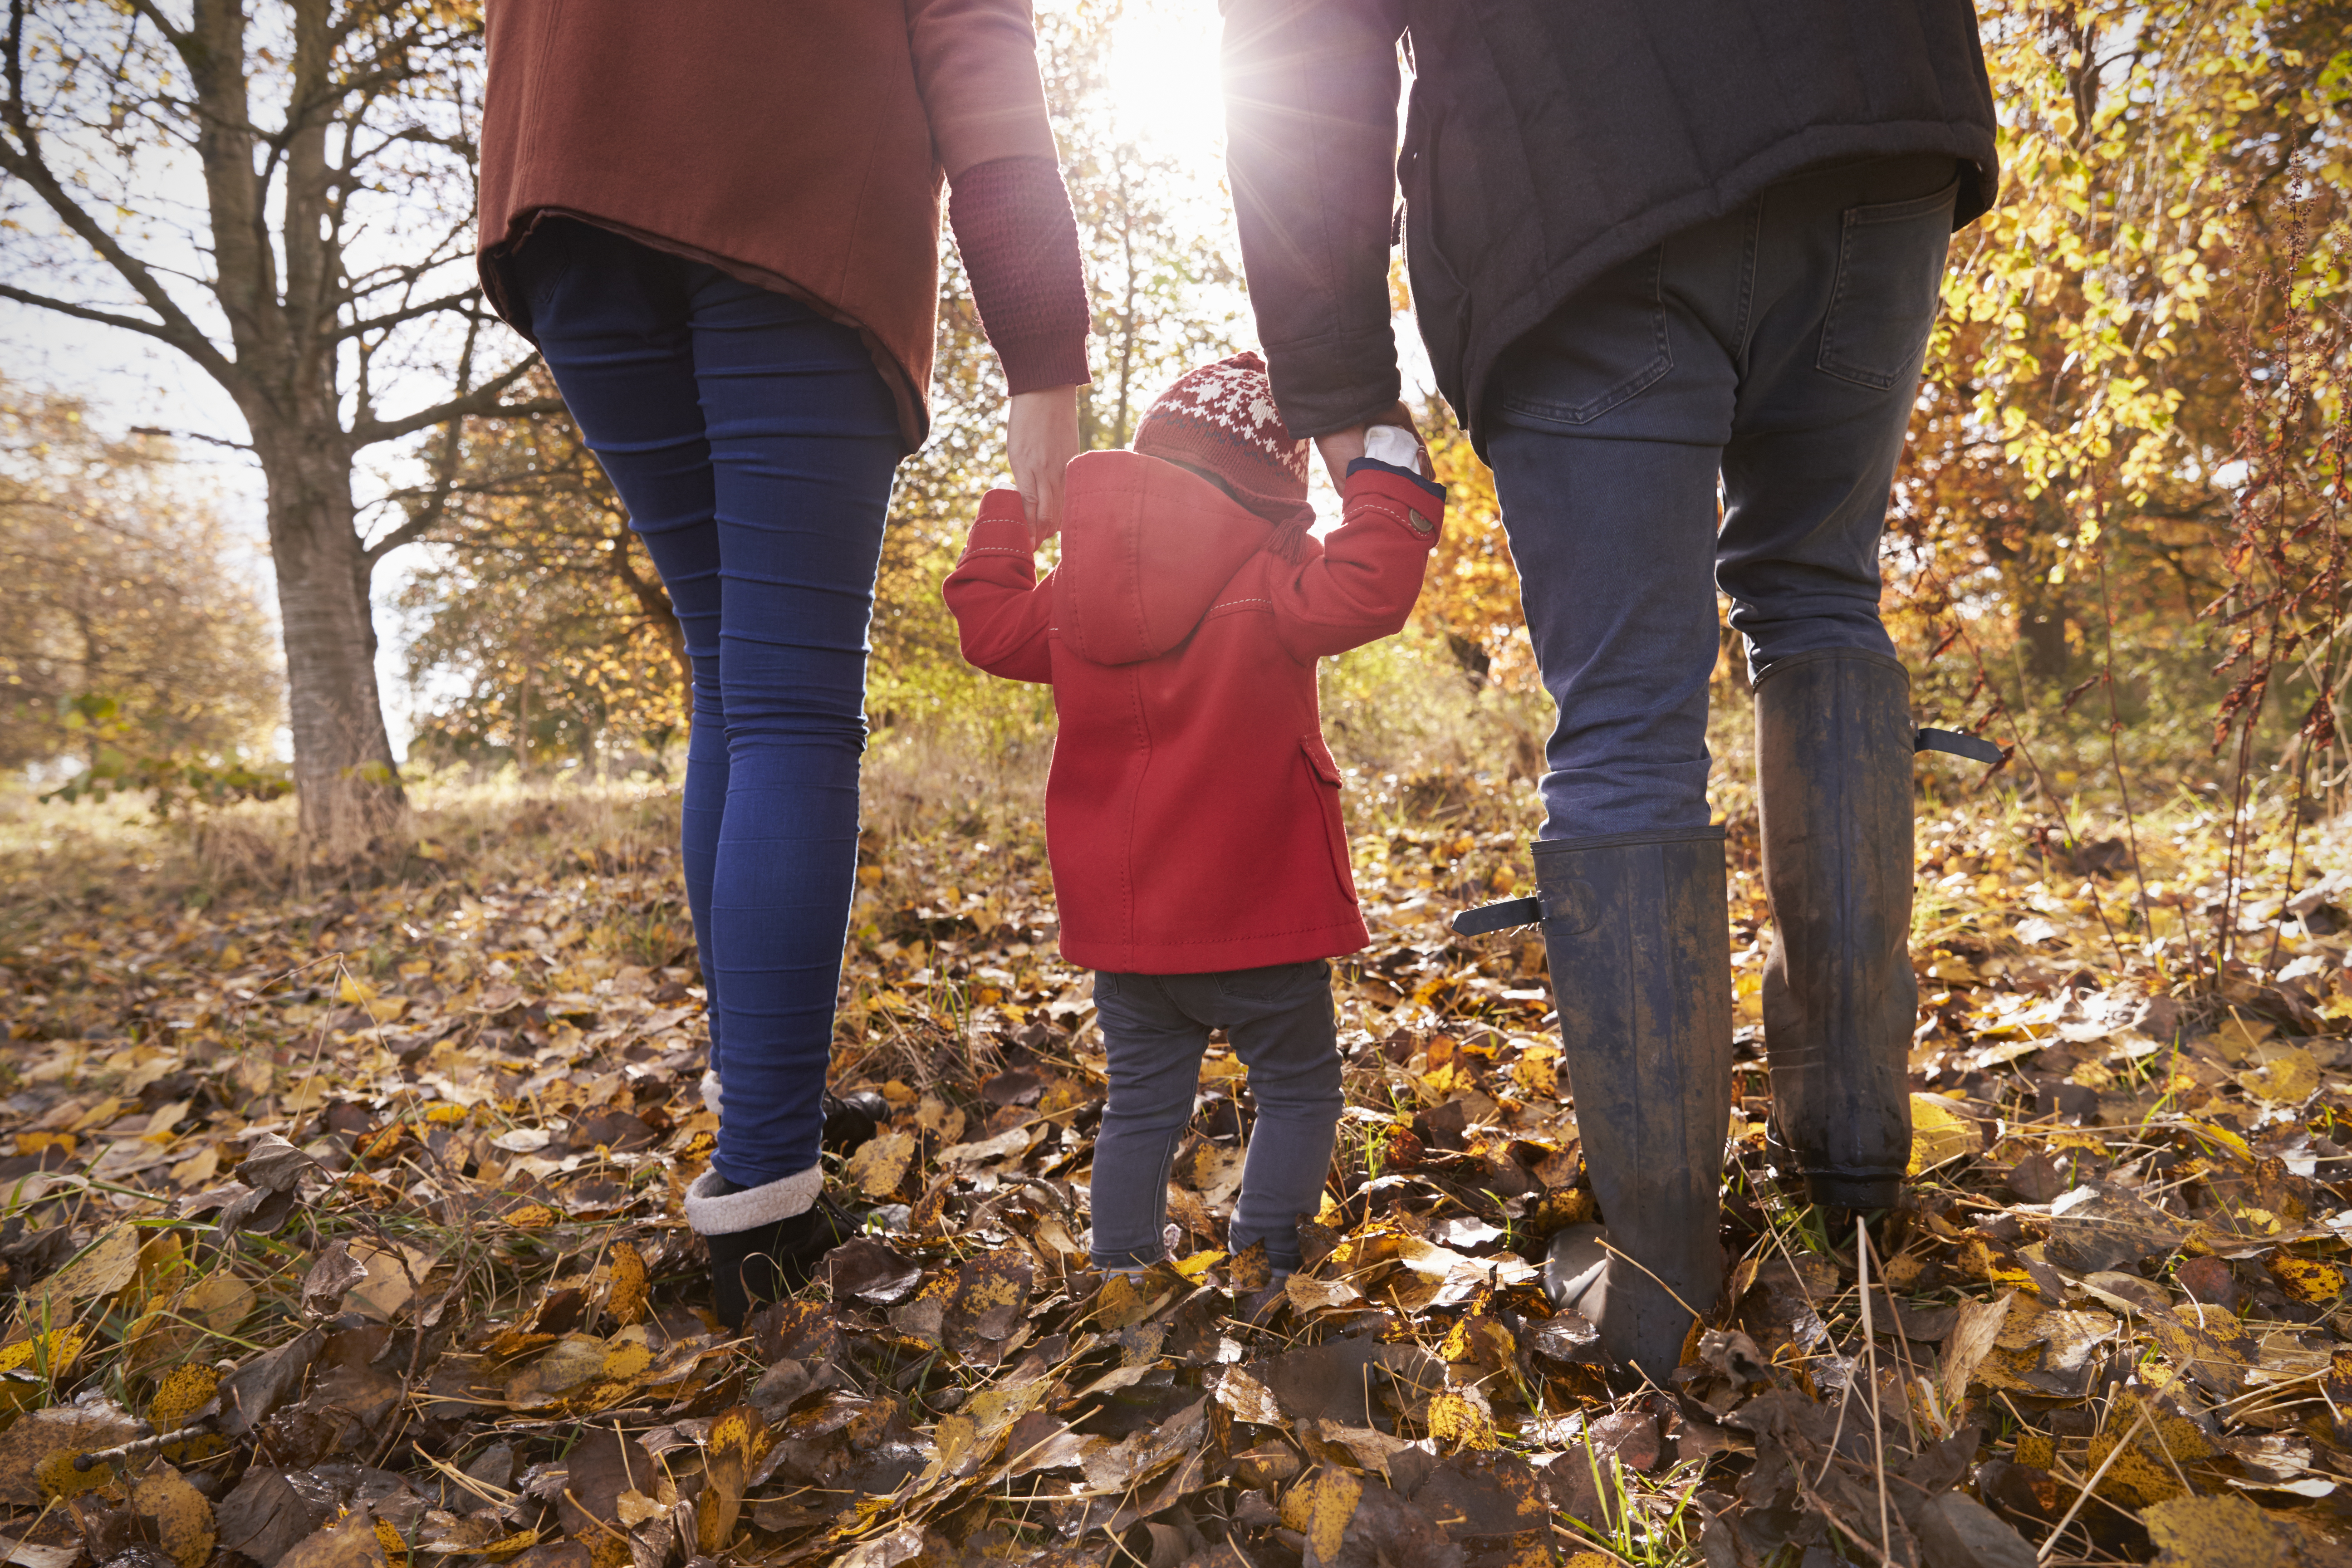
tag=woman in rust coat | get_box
[477,0,1091,1326]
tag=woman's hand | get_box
[1009,384,1082,543]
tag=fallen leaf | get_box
[132,1459,216,1568]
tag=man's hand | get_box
[1312,400,1422,484]
[1009,384,1082,544]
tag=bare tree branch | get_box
[350,374,562,448]
[0,281,206,353]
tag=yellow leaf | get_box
[843,1130,916,1200]
[2143,1492,2297,1568]
[1298,1467,1362,1564]
[132,1460,215,1568]
[2238,1048,2318,1105]
[1907,1095,1976,1176]
[2269,1255,2343,1304]
[34,1444,115,1502]
[605,1242,650,1327]
[147,1363,218,1430]
[1426,1387,1498,1451]
[599,1341,652,1383]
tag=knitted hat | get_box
[1132,352,1314,557]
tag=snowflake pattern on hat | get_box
[1132,351,1313,530]
[1154,355,1310,479]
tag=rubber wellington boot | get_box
[1753,648,1918,1211]
[1531,829,1733,1383]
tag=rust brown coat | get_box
[479,0,1060,446]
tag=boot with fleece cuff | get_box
[684,1164,856,1330]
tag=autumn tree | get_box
[396,377,686,776]
[0,0,549,855]
[0,382,279,775]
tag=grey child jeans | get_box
[1088,960,1344,1271]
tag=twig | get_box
[1794,1478,1906,1568]
[74,1423,212,1470]
[1856,1216,1892,1563]
[2035,1371,2179,1563]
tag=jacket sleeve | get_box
[1271,466,1445,662]
[910,0,1093,392]
[906,0,1059,177]
[1222,0,1407,438]
[943,489,1057,684]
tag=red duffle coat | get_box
[943,450,1444,973]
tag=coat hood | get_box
[1056,449,1279,666]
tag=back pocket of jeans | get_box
[1493,245,1671,427]
[1816,179,1960,390]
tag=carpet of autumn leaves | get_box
[1,771,2352,1568]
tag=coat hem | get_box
[1060,920,1371,975]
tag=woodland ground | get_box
[0,710,2348,1568]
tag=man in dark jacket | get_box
[1222,0,2000,1381]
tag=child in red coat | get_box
[944,352,1445,1277]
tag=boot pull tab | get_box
[1916,727,2003,765]
[1451,895,1544,936]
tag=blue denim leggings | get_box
[1089,961,1344,1271]
[1484,153,1961,840]
[515,219,904,1188]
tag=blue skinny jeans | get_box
[514,218,904,1188]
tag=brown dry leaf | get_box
[34,1220,142,1305]
[557,1427,656,1568]
[276,1507,390,1568]
[2147,1307,2259,1397]
[182,1271,255,1333]
[344,1243,432,1322]
[1938,1289,2015,1411]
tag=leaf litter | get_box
[0,791,2349,1564]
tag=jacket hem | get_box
[1061,920,1371,975]
[480,205,929,452]
[1447,122,1999,454]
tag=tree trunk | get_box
[254,426,408,858]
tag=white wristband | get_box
[1362,425,1420,469]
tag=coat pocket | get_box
[1817,177,1960,390]
[1301,734,1358,900]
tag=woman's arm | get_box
[943,488,1057,684]
[909,0,1090,533]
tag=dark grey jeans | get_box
[1088,961,1343,1270]
[1486,152,1962,840]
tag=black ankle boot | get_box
[1534,828,1732,1383]
[688,1170,858,1330]
[1754,649,1916,1211]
